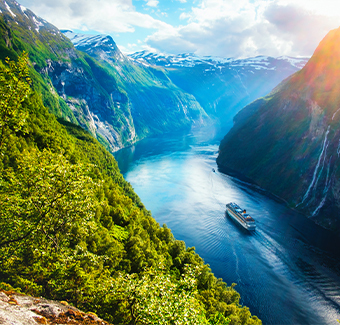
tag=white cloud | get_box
[146,0,159,7]
[18,0,169,33]
[17,0,340,58]
[146,0,340,57]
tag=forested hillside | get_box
[0,51,261,324]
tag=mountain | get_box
[62,29,308,141]
[217,27,340,232]
[62,30,208,142]
[130,51,308,128]
[0,0,137,152]
[0,1,207,153]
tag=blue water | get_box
[114,127,340,325]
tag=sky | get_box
[18,0,340,58]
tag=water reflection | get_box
[114,128,340,325]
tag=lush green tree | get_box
[209,312,231,325]
[107,265,208,325]
[0,53,31,153]
[0,148,98,253]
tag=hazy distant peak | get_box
[129,51,309,70]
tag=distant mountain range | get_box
[129,51,308,128]
[0,0,307,153]
[129,50,306,70]
[217,27,340,231]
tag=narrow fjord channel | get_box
[114,127,340,325]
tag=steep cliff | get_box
[63,31,208,140]
[217,27,340,231]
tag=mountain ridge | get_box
[129,50,308,70]
[125,46,309,129]
[63,29,308,134]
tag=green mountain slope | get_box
[0,52,261,324]
[217,27,340,232]
[0,0,136,152]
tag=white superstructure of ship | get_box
[226,202,256,231]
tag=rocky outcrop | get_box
[43,59,135,151]
[0,290,111,325]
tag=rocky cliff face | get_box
[217,27,340,232]
[0,1,207,152]
[43,58,135,150]
[63,31,208,140]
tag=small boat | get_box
[212,168,215,172]
[226,202,256,231]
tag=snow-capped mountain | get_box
[62,30,126,63]
[127,50,309,125]
[129,51,308,71]
[63,29,309,134]
[0,0,62,36]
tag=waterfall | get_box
[332,107,340,120]
[311,156,332,217]
[298,126,330,206]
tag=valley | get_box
[114,128,340,325]
[1,0,340,324]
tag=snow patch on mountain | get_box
[129,51,309,71]
[63,30,126,62]
[32,15,43,32]
[4,1,15,17]
[62,31,309,72]
[277,56,308,69]
[63,30,116,50]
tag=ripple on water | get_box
[115,131,340,325]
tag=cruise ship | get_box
[226,202,256,231]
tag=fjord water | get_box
[114,127,340,325]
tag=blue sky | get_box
[19,0,340,58]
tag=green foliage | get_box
[106,265,208,324]
[0,148,98,252]
[0,52,31,152]
[0,53,261,325]
[209,312,231,325]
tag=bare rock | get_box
[0,290,112,325]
